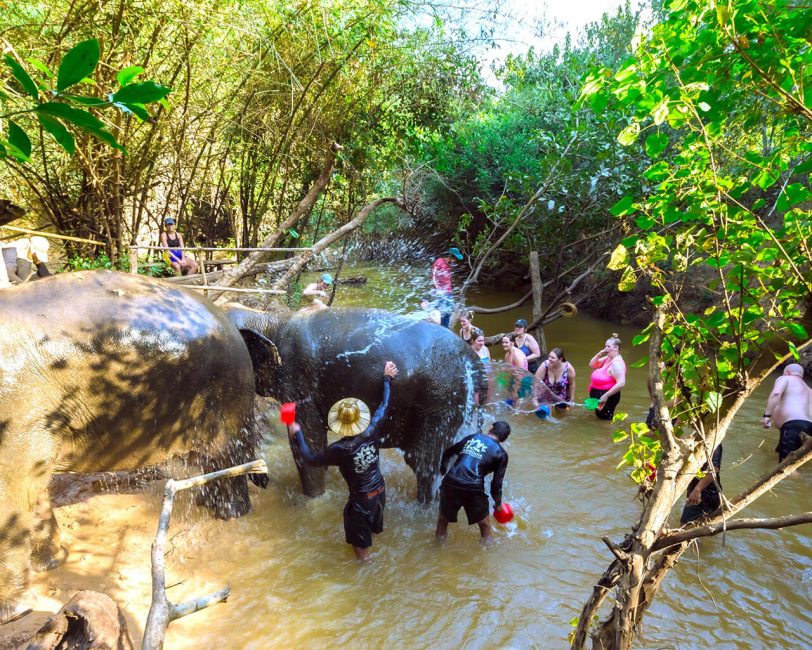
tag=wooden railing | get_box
[129,245,312,296]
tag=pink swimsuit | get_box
[589,359,616,391]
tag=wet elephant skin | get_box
[227,304,487,502]
[0,270,262,622]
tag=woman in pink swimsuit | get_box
[588,335,626,420]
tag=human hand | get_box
[598,394,608,406]
[687,487,702,505]
[384,361,398,378]
[287,423,301,440]
[762,415,771,429]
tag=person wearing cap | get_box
[435,420,511,541]
[288,361,398,560]
[160,217,198,276]
[513,319,541,374]
[302,273,334,309]
[432,247,463,328]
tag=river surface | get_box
[24,262,812,648]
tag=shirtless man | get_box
[302,273,333,309]
[763,363,812,462]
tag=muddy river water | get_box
[10,262,811,648]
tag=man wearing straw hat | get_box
[288,361,398,560]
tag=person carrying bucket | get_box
[435,420,511,541]
[287,361,398,561]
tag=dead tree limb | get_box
[208,143,341,304]
[271,197,406,294]
[141,459,269,650]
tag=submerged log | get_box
[27,591,133,650]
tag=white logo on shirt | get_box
[461,438,488,460]
[353,444,378,473]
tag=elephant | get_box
[224,303,488,503]
[0,270,271,623]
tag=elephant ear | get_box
[239,328,280,396]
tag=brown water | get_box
[17,262,812,648]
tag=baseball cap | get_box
[514,318,528,328]
[164,217,175,226]
[321,273,333,285]
[448,247,463,260]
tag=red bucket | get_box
[493,503,514,524]
[280,402,296,425]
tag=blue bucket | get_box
[535,404,551,419]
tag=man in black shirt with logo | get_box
[288,361,397,560]
[435,420,511,541]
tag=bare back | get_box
[773,375,812,427]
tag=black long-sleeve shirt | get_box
[440,432,509,506]
[295,377,392,498]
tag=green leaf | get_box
[4,54,39,100]
[112,82,171,104]
[27,58,54,78]
[617,122,640,146]
[37,114,75,154]
[788,341,799,360]
[704,391,722,413]
[36,102,105,131]
[607,244,629,270]
[116,102,151,122]
[788,323,808,339]
[613,430,629,443]
[289,228,300,238]
[618,266,637,292]
[57,39,100,92]
[651,100,669,125]
[610,196,636,216]
[0,139,29,161]
[645,133,669,157]
[630,355,649,368]
[776,183,810,211]
[116,65,144,87]
[7,120,31,160]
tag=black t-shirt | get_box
[295,377,391,498]
[687,444,722,506]
[440,432,509,505]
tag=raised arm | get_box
[364,361,398,442]
[490,454,509,507]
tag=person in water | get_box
[471,328,491,363]
[763,363,812,462]
[160,217,198,275]
[513,319,542,374]
[588,335,626,420]
[432,247,463,327]
[302,273,334,309]
[680,444,722,525]
[534,347,576,410]
[501,335,528,404]
[435,420,511,541]
[288,361,398,560]
[458,311,475,344]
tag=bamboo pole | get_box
[0,225,104,246]
[175,285,286,295]
[141,459,268,650]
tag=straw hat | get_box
[560,302,578,317]
[327,397,370,437]
[30,236,49,263]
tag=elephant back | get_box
[276,307,483,448]
[0,270,257,472]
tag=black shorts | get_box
[777,420,812,461]
[590,387,621,421]
[439,481,488,525]
[343,491,385,549]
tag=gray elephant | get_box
[0,270,271,623]
[225,303,487,503]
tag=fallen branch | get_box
[271,196,406,294]
[141,459,269,650]
[208,143,342,304]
